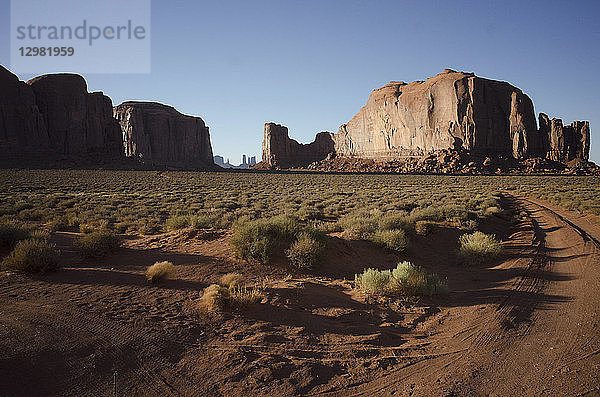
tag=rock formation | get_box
[0,66,123,166]
[538,113,589,163]
[0,66,48,158]
[333,69,542,160]
[114,102,214,169]
[261,123,334,168]
[260,69,591,171]
[27,73,122,157]
[1,66,215,170]
[214,154,257,169]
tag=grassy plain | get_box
[3,170,597,235]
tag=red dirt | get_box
[1,197,599,396]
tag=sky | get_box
[1,0,599,165]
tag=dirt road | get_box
[343,195,600,396]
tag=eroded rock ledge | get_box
[258,69,591,172]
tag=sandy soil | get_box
[0,196,599,396]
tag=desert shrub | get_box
[312,221,342,234]
[198,283,263,313]
[378,213,415,234]
[79,223,95,234]
[13,201,33,212]
[137,219,162,235]
[215,212,235,228]
[1,238,59,273]
[286,232,325,269]
[0,222,30,248]
[461,219,478,231]
[268,215,304,238]
[458,231,502,266]
[165,215,190,231]
[198,284,231,312]
[354,262,447,297]
[114,222,132,234]
[230,215,302,264]
[220,272,244,288]
[76,229,120,258]
[48,216,70,232]
[410,206,443,222]
[479,197,500,211]
[297,206,323,221]
[146,261,175,283]
[354,267,392,295]
[415,220,435,235]
[390,262,448,296]
[29,229,50,241]
[485,206,502,215]
[411,205,468,223]
[339,215,378,239]
[190,215,213,229]
[370,229,408,253]
[67,215,81,228]
[17,209,45,222]
[168,213,234,232]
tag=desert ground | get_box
[1,170,599,396]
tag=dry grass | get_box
[220,272,244,288]
[146,261,176,283]
[1,238,59,273]
[198,284,231,313]
[198,283,264,313]
[200,273,265,313]
[228,285,264,307]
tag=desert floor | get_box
[1,192,599,396]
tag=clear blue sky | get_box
[1,0,599,165]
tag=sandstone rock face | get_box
[0,66,48,157]
[1,66,123,165]
[538,113,589,163]
[1,67,216,169]
[334,69,540,160]
[261,123,334,168]
[114,102,214,169]
[261,69,591,170]
[27,74,123,156]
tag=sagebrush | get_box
[355,262,447,296]
[458,231,502,265]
